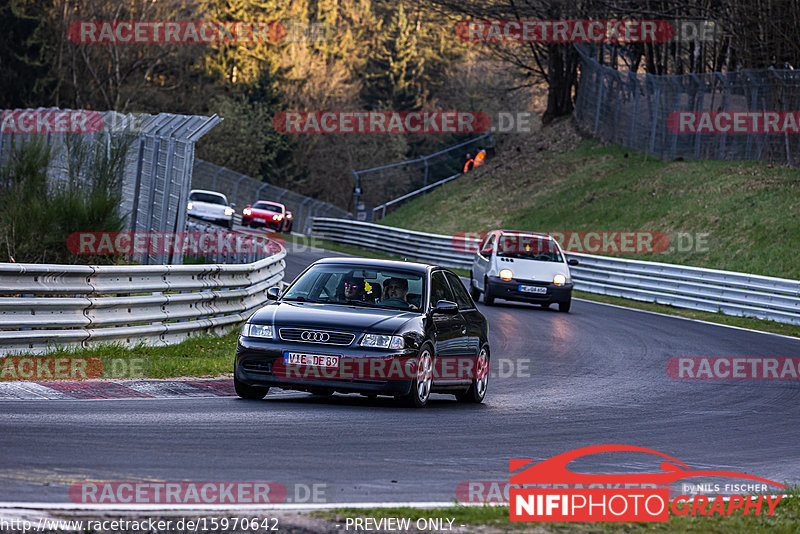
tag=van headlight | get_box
[241,323,274,338]
[499,268,513,281]
[553,274,567,286]
[360,334,404,349]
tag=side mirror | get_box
[568,258,579,266]
[230,203,236,208]
[432,300,459,314]
[267,287,280,300]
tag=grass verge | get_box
[379,125,800,280]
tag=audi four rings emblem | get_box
[301,331,330,342]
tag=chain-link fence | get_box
[0,109,221,265]
[574,45,800,164]
[192,159,351,235]
[352,134,493,220]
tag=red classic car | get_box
[242,201,293,232]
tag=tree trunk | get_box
[542,44,579,125]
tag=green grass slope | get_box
[379,119,800,280]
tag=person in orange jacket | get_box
[474,148,486,166]
[463,153,474,173]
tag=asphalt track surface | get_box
[1,239,799,505]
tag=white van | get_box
[469,230,579,312]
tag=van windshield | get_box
[189,192,227,205]
[496,235,563,262]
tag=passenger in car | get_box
[381,277,417,309]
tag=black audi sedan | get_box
[234,258,490,407]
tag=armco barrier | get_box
[0,247,285,355]
[311,218,800,326]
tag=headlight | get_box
[187,202,194,210]
[360,333,405,349]
[225,207,235,216]
[273,214,283,221]
[499,268,513,281]
[241,323,274,338]
[243,208,251,216]
[553,274,567,286]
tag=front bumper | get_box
[243,216,281,230]
[487,276,573,304]
[235,336,416,396]
[188,213,232,225]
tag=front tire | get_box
[399,344,434,408]
[482,277,495,306]
[469,272,480,301]
[456,345,489,403]
[234,376,268,399]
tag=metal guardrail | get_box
[0,245,286,355]
[311,218,800,326]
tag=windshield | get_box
[189,192,227,205]
[253,202,283,213]
[496,234,563,262]
[282,264,425,311]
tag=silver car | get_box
[187,189,236,229]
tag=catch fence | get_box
[574,45,800,164]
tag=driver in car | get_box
[340,276,366,301]
[381,277,417,309]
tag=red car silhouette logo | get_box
[510,444,785,487]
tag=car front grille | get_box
[279,328,355,346]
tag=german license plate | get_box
[284,352,339,368]
[519,285,547,294]
[254,217,266,223]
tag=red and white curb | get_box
[0,379,290,401]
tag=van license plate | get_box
[519,285,547,294]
